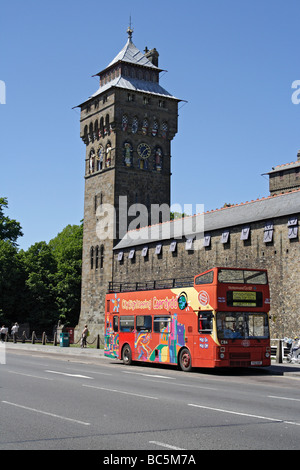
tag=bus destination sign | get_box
[226,290,262,307]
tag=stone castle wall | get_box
[112,212,300,339]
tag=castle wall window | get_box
[129,249,135,259]
[155,244,162,255]
[185,238,194,250]
[141,247,148,257]
[90,247,94,269]
[118,251,124,261]
[100,245,104,269]
[203,234,211,247]
[288,216,298,239]
[263,222,274,243]
[221,230,230,244]
[169,241,177,252]
[240,226,250,241]
[95,246,99,269]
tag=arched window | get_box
[99,117,104,137]
[90,247,94,269]
[152,120,158,137]
[104,114,109,135]
[83,125,88,144]
[161,121,168,139]
[122,114,128,131]
[94,120,99,140]
[142,118,148,135]
[89,122,94,142]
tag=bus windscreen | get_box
[218,269,267,285]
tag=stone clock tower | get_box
[76,27,181,339]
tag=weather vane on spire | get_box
[127,15,133,41]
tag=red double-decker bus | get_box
[104,267,271,371]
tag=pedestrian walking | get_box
[1,325,8,342]
[81,324,89,348]
[11,323,19,343]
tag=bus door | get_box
[150,316,174,364]
[197,311,214,365]
[105,314,119,359]
[135,315,153,362]
[119,315,135,357]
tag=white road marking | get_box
[45,370,93,379]
[149,441,186,450]
[268,395,300,402]
[122,371,175,379]
[82,384,158,400]
[8,370,53,380]
[2,401,90,426]
[188,403,300,426]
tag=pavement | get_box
[3,341,300,378]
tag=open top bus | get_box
[104,267,271,371]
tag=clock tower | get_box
[76,27,181,339]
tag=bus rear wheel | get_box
[122,344,132,365]
[179,348,192,372]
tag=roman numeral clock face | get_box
[137,143,151,159]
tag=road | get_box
[1,348,300,451]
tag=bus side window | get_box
[198,311,213,334]
[113,316,119,332]
[136,315,152,332]
[154,316,171,333]
[119,315,134,332]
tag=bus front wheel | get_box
[122,344,132,365]
[179,348,192,372]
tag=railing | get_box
[109,277,194,293]
[1,331,103,349]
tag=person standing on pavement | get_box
[1,325,8,342]
[11,323,19,343]
[81,324,89,348]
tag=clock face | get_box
[137,143,151,159]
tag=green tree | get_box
[48,224,83,326]
[0,240,26,325]
[0,197,25,325]
[0,197,23,245]
[20,242,58,332]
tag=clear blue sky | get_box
[1,0,300,250]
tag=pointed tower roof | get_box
[75,26,182,107]
[97,26,162,75]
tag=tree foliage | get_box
[0,197,83,333]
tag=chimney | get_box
[144,47,159,67]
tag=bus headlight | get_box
[220,353,225,359]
